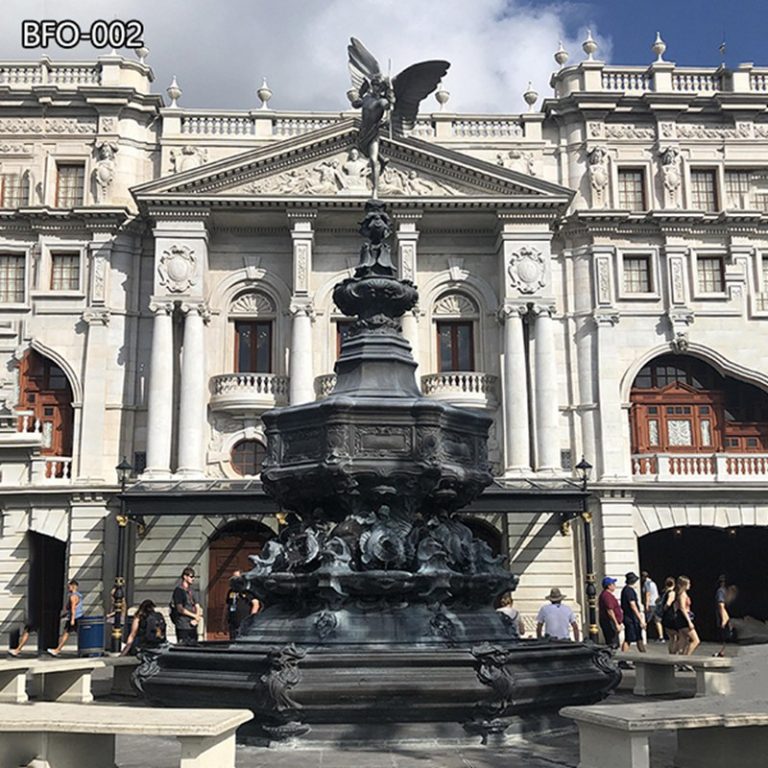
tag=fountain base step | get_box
[138,639,619,746]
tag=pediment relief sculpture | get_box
[245,150,464,197]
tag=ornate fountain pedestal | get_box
[139,200,619,744]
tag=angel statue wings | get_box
[347,37,449,198]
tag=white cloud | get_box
[0,0,610,112]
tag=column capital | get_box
[180,300,211,323]
[592,311,620,327]
[82,308,111,326]
[289,301,316,320]
[530,303,556,318]
[149,298,175,315]
[287,210,317,231]
[497,303,529,322]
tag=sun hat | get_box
[545,587,565,602]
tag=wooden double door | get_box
[206,532,267,640]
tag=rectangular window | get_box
[697,255,725,293]
[437,321,474,372]
[622,254,652,293]
[617,169,646,210]
[50,252,80,291]
[724,170,751,209]
[55,163,85,208]
[0,253,25,303]
[0,173,26,208]
[690,169,718,211]
[235,321,272,373]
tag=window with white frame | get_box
[696,255,725,294]
[0,253,25,303]
[432,293,479,373]
[622,254,653,294]
[762,254,768,292]
[690,169,718,211]
[0,173,27,208]
[617,169,646,210]
[724,170,751,209]
[50,252,80,291]
[55,163,85,208]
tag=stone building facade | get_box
[2,41,768,645]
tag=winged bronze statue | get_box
[347,37,449,197]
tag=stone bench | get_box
[0,660,32,703]
[0,702,253,768]
[561,698,768,768]
[27,658,106,703]
[102,655,139,696]
[616,651,732,696]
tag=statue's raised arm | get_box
[347,37,449,198]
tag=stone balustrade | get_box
[314,373,336,399]
[30,456,73,483]
[554,62,768,98]
[209,372,289,414]
[0,61,101,88]
[632,452,768,482]
[420,371,498,409]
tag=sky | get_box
[1,0,767,113]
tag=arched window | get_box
[433,293,479,372]
[18,349,74,457]
[230,291,275,373]
[230,439,267,477]
[630,355,768,453]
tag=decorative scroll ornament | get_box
[158,245,197,293]
[507,246,546,294]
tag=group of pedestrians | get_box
[8,567,261,657]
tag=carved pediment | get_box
[133,120,573,209]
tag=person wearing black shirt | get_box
[172,567,201,645]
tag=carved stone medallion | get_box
[158,245,198,293]
[507,246,546,294]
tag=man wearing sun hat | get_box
[536,587,581,641]
[598,576,624,649]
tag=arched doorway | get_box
[27,531,66,649]
[458,516,503,556]
[206,519,274,640]
[18,349,74,477]
[639,526,768,641]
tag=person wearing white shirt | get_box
[536,588,580,641]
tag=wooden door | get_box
[18,350,74,461]
[206,535,264,640]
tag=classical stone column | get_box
[289,303,315,404]
[500,304,530,473]
[77,308,111,480]
[176,302,209,477]
[289,214,315,403]
[144,300,175,478]
[532,304,560,472]
[396,217,421,367]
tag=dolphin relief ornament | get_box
[347,37,449,197]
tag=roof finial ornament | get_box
[523,82,538,112]
[136,45,150,65]
[257,77,273,110]
[166,76,182,109]
[435,81,450,110]
[652,32,667,63]
[582,30,598,61]
[554,41,569,68]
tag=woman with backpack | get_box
[658,576,679,654]
[121,599,166,656]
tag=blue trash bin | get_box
[77,615,105,657]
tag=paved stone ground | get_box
[19,641,732,767]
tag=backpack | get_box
[144,611,167,646]
[652,595,665,620]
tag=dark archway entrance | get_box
[458,516,503,556]
[639,526,768,641]
[28,531,66,649]
[206,519,274,640]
